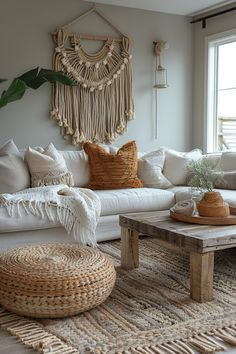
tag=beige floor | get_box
[0,329,236,354]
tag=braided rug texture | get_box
[0,238,236,353]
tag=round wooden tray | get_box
[170,209,236,225]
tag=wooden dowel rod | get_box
[51,31,122,42]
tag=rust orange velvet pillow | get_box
[84,141,143,190]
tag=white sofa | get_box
[1,146,236,253]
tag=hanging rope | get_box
[50,27,134,145]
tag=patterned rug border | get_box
[0,306,236,353]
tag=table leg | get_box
[121,227,139,270]
[190,251,214,302]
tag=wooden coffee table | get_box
[120,210,236,303]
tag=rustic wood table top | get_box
[119,210,236,253]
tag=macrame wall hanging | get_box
[50,6,134,145]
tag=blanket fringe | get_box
[0,185,100,246]
[0,307,235,354]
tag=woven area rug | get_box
[0,238,236,354]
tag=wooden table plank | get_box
[120,211,236,252]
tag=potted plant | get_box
[0,67,75,109]
[187,157,229,217]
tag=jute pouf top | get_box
[0,243,116,318]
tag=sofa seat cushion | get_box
[0,205,61,233]
[95,188,175,216]
[215,189,236,208]
[0,187,175,233]
[168,186,192,202]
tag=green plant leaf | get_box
[187,157,221,192]
[18,67,39,86]
[0,67,75,109]
[0,79,27,108]
[18,68,75,89]
[39,69,75,86]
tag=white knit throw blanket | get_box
[0,185,101,246]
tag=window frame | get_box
[204,29,236,153]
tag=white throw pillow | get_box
[0,139,30,193]
[163,149,202,185]
[138,149,172,189]
[25,142,74,187]
[61,150,89,187]
[0,139,20,156]
[218,151,236,171]
[0,155,30,193]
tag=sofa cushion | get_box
[61,146,111,187]
[84,141,143,190]
[138,149,172,189]
[163,149,202,185]
[168,186,192,202]
[61,150,89,187]
[0,205,60,233]
[0,139,20,156]
[25,143,74,187]
[95,188,175,216]
[0,139,30,193]
[0,155,30,194]
[217,188,236,207]
[0,187,175,232]
[214,171,236,189]
[218,151,236,171]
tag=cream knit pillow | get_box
[25,143,74,187]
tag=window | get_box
[205,30,236,152]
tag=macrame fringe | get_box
[0,307,235,354]
[31,172,74,188]
[51,28,134,145]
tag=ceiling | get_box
[84,0,236,16]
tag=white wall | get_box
[192,10,236,151]
[0,0,192,152]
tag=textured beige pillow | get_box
[25,143,74,187]
[138,149,172,189]
[0,155,30,194]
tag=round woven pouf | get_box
[0,244,116,318]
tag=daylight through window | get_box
[206,31,236,152]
